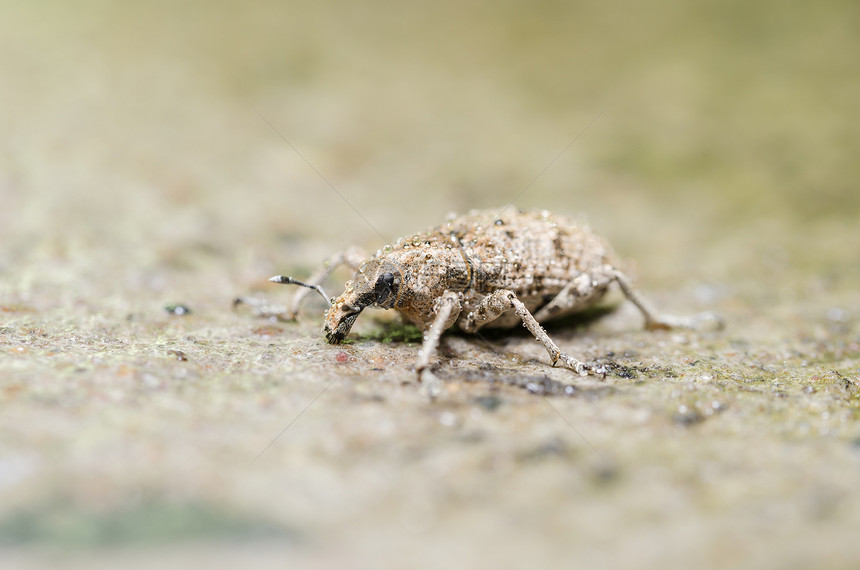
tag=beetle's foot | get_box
[646,311,724,332]
[555,353,605,377]
[692,311,725,331]
[233,297,296,322]
[418,366,443,400]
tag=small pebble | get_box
[165,304,192,316]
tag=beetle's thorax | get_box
[385,245,471,326]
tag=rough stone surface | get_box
[1,2,859,568]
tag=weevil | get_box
[260,208,721,381]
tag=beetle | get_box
[263,207,721,383]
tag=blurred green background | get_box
[3,0,858,262]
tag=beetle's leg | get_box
[284,246,367,320]
[533,273,611,322]
[609,267,724,331]
[238,246,367,321]
[232,296,292,321]
[415,292,462,396]
[461,290,597,376]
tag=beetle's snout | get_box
[324,315,356,344]
[323,259,402,344]
[323,299,363,344]
[324,324,344,344]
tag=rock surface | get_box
[1,2,859,568]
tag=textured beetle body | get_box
[325,208,616,342]
[264,207,720,381]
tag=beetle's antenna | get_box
[268,275,331,305]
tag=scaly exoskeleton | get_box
[262,208,721,383]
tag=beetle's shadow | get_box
[361,304,617,344]
[437,364,618,399]
[358,305,636,397]
[360,303,617,344]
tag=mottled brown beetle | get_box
[263,208,721,382]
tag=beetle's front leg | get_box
[238,246,368,321]
[414,291,462,396]
[461,290,597,376]
[285,246,367,319]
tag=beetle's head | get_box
[324,258,403,344]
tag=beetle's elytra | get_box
[262,207,721,382]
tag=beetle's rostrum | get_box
[266,207,722,381]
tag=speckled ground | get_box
[2,1,859,569]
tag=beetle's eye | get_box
[374,272,396,304]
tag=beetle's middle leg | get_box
[532,273,610,322]
[461,290,595,376]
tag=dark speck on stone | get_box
[165,304,192,316]
[518,438,571,462]
[592,462,620,485]
[167,349,188,362]
[673,404,705,426]
[613,365,637,379]
[473,395,503,412]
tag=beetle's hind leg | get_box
[609,267,724,331]
[461,290,599,376]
